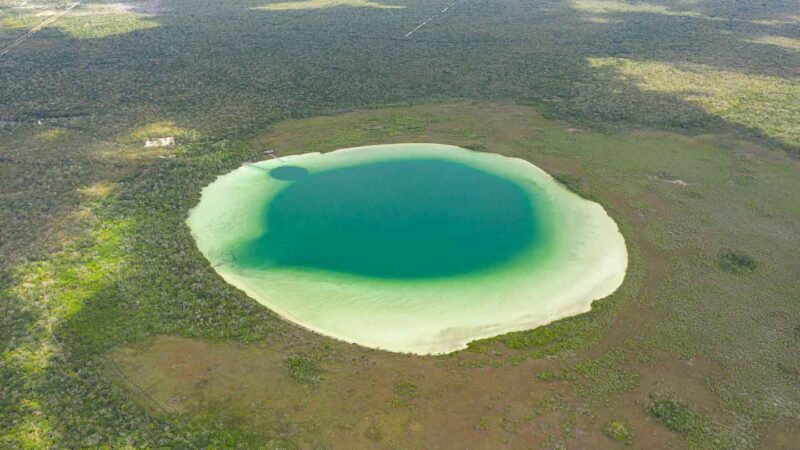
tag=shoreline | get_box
[187,143,628,355]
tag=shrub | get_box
[286,355,323,384]
[536,370,560,381]
[603,420,632,443]
[393,380,418,397]
[646,398,704,436]
[718,250,757,274]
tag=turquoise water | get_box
[232,159,542,279]
[187,144,627,354]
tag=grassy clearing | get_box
[590,58,800,151]
[125,120,199,145]
[1,4,159,39]
[253,0,404,11]
[746,35,800,51]
[570,0,700,18]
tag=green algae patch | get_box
[187,144,627,354]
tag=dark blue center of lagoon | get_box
[233,159,541,279]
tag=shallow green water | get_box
[188,144,627,354]
[234,159,541,279]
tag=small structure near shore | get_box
[144,136,175,148]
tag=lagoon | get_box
[187,144,627,354]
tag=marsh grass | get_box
[286,355,323,384]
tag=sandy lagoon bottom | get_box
[187,144,627,354]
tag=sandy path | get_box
[404,0,461,38]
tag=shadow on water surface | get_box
[269,165,309,180]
